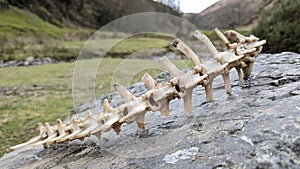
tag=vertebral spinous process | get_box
[7,28,266,152]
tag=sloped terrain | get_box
[0,0,180,61]
[0,0,179,42]
[4,0,180,30]
[1,52,299,168]
[190,0,277,30]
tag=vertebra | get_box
[7,28,266,153]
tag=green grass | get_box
[200,29,250,46]
[0,7,70,38]
[0,37,171,61]
[109,37,170,55]
[0,62,74,155]
[0,6,93,61]
[0,58,192,157]
[0,7,172,61]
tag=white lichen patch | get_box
[162,147,199,164]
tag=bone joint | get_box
[7,29,266,153]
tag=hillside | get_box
[252,0,300,53]
[8,0,179,29]
[0,0,180,39]
[0,0,180,61]
[189,0,277,30]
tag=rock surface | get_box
[1,52,300,169]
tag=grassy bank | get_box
[0,37,171,62]
[0,6,68,38]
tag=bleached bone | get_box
[225,30,258,43]
[57,116,82,142]
[214,28,230,48]
[90,99,121,135]
[118,95,149,129]
[8,29,266,152]
[159,56,184,77]
[159,56,208,112]
[90,113,121,135]
[224,30,266,81]
[214,28,249,85]
[6,123,46,152]
[142,73,173,116]
[143,73,172,116]
[74,110,103,139]
[193,30,230,100]
[171,39,203,65]
[103,99,117,113]
[32,122,57,148]
[58,111,97,142]
[193,30,222,62]
[45,119,70,148]
[142,73,160,90]
[146,82,178,116]
[50,118,76,147]
[114,84,136,102]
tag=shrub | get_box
[252,0,300,53]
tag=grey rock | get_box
[43,57,52,63]
[16,61,24,66]
[292,137,300,156]
[25,56,35,63]
[31,60,42,65]
[0,60,17,67]
[7,60,17,64]
[0,57,59,68]
[1,52,300,169]
[23,61,30,66]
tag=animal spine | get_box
[7,28,266,152]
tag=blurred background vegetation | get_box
[0,0,298,156]
[252,0,300,53]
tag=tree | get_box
[252,0,300,53]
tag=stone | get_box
[43,57,53,63]
[25,56,35,63]
[1,52,299,168]
[16,61,24,66]
[0,57,59,68]
[23,61,30,66]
